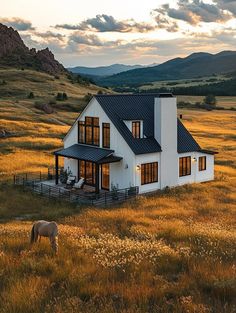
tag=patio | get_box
[13,171,139,206]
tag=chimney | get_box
[154,94,178,188]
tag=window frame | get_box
[78,121,85,144]
[141,162,158,185]
[199,156,206,171]
[82,116,100,147]
[179,156,191,177]
[102,122,110,148]
[132,121,141,139]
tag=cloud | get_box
[152,11,179,32]
[56,14,155,33]
[34,31,65,41]
[69,32,105,46]
[0,17,34,31]
[213,0,236,16]
[153,0,232,26]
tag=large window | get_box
[141,162,158,185]
[179,156,191,177]
[132,121,140,138]
[78,117,100,146]
[79,160,96,186]
[102,123,110,148]
[199,156,206,171]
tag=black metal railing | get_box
[13,171,139,206]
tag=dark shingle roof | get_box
[95,94,201,154]
[54,144,115,163]
[177,119,200,153]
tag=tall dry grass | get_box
[0,107,235,312]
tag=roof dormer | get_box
[124,120,143,138]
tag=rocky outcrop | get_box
[35,48,65,75]
[0,23,67,75]
[0,24,28,57]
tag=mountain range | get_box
[68,63,158,77]
[0,23,66,75]
[94,51,236,87]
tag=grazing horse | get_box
[30,220,58,254]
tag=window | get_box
[79,160,96,186]
[199,156,206,171]
[102,123,110,148]
[141,162,158,185]
[82,116,100,146]
[179,156,191,177]
[101,163,110,190]
[132,121,140,138]
[78,121,85,143]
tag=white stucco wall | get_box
[178,152,214,186]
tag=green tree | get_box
[28,92,35,99]
[62,92,68,100]
[203,94,217,107]
[56,92,63,101]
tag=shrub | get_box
[62,92,68,100]
[83,93,93,103]
[34,101,54,114]
[203,94,217,107]
[28,92,35,99]
[56,92,68,101]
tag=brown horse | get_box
[30,220,58,253]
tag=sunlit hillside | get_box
[0,101,235,312]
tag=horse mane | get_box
[30,224,35,244]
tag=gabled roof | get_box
[95,93,201,154]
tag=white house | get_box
[54,93,216,194]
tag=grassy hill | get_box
[0,67,106,100]
[95,51,236,87]
[0,107,235,312]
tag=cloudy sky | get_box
[1,0,236,66]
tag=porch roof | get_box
[54,144,122,164]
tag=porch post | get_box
[95,163,99,194]
[55,154,59,185]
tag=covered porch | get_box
[54,144,123,194]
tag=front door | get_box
[101,163,110,190]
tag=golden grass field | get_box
[0,94,236,312]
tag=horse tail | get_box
[30,224,35,244]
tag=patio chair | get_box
[66,175,76,189]
[73,177,85,190]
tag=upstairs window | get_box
[78,117,100,146]
[132,121,140,138]
[199,156,206,171]
[179,156,191,177]
[102,123,110,148]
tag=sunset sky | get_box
[1,0,236,66]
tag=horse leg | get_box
[39,236,41,243]
[50,236,58,254]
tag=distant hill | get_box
[95,51,236,87]
[0,23,66,75]
[68,63,158,77]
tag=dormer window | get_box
[132,121,140,138]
